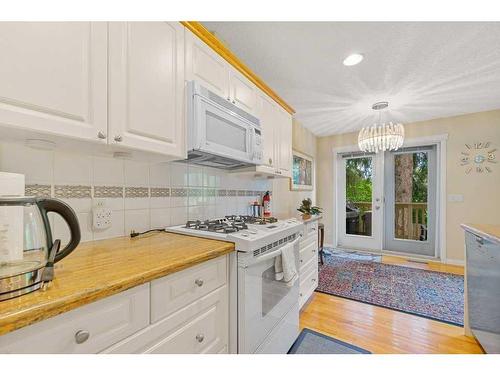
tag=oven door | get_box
[193,95,255,164]
[238,240,300,354]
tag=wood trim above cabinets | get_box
[181,21,295,115]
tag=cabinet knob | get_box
[195,278,204,287]
[114,135,123,142]
[312,249,316,253]
[300,259,303,263]
[299,293,303,297]
[196,333,205,343]
[312,278,316,282]
[226,97,231,101]
[74,330,90,344]
[97,131,106,139]
[232,100,236,104]
[269,158,273,165]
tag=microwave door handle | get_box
[242,236,301,268]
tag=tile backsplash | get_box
[0,141,271,245]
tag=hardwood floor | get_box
[299,255,483,354]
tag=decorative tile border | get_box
[54,185,91,199]
[93,185,123,198]
[125,187,149,198]
[25,184,51,198]
[150,187,170,197]
[188,188,203,197]
[237,190,246,197]
[227,189,238,197]
[205,188,217,197]
[171,188,188,197]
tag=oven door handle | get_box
[241,236,301,268]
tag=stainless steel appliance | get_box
[184,81,263,170]
[0,196,81,300]
[465,230,500,353]
[167,215,303,353]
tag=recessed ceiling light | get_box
[343,53,364,66]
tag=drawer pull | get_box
[196,333,205,343]
[195,278,204,287]
[311,278,316,282]
[312,249,316,253]
[74,330,90,344]
[300,259,303,263]
[299,293,303,297]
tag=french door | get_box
[337,152,384,251]
[337,145,438,258]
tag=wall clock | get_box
[460,142,497,174]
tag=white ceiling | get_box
[203,22,500,136]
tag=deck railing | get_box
[348,201,428,240]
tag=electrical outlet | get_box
[92,199,112,230]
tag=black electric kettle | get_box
[0,196,81,300]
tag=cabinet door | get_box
[258,94,277,169]
[108,22,186,158]
[277,108,292,177]
[0,22,107,141]
[229,68,258,115]
[185,29,230,99]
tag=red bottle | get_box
[262,191,271,218]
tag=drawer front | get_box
[103,286,228,354]
[0,284,150,353]
[299,240,318,270]
[300,232,318,248]
[299,266,318,309]
[151,255,227,323]
[303,221,318,240]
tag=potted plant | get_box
[297,198,322,220]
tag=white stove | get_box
[166,215,304,354]
[166,215,303,253]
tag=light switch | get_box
[448,194,464,202]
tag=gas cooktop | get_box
[166,215,303,252]
[184,215,279,234]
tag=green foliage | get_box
[345,153,429,204]
[346,158,372,203]
[297,198,322,215]
[412,152,428,203]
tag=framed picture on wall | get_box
[290,150,314,191]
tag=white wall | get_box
[272,119,318,219]
[0,140,271,246]
[316,109,500,263]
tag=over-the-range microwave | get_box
[182,81,263,170]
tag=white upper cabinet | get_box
[255,91,292,178]
[257,93,277,170]
[229,68,258,115]
[0,22,107,141]
[185,30,258,116]
[276,107,292,177]
[185,29,229,99]
[108,22,186,158]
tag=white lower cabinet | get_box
[299,221,319,309]
[0,255,229,354]
[102,286,228,354]
[0,284,150,354]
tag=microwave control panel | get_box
[253,128,263,162]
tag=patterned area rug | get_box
[288,329,371,354]
[317,253,464,326]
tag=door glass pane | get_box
[345,157,372,236]
[206,111,247,152]
[394,152,428,241]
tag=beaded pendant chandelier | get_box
[358,101,404,153]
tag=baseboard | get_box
[445,258,465,266]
